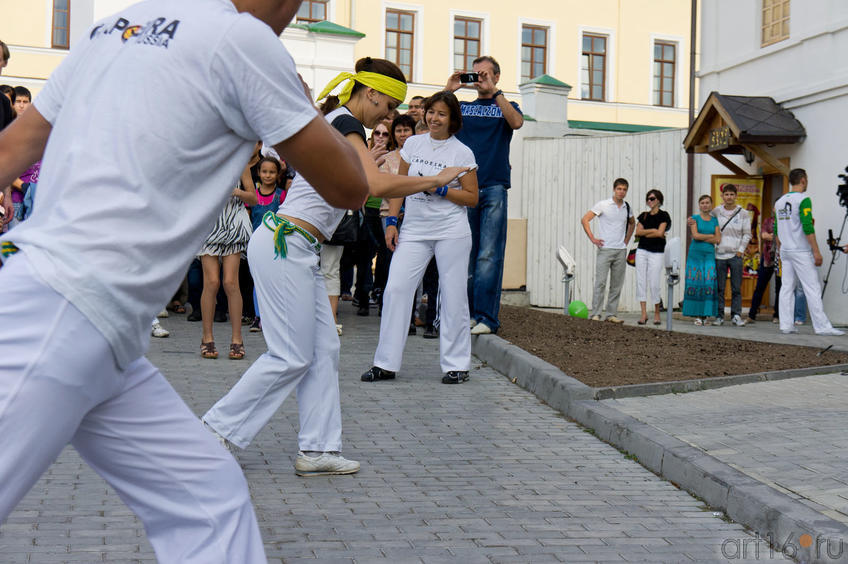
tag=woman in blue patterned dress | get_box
[683,194,721,325]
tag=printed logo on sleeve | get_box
[91,16,180,49]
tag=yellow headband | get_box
[316,71,407,106]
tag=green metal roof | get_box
[289,21,365,38]
[520,74,571,88]
[567,120,672,133]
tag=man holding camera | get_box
[445,56,523,335]
[774,168,843,336]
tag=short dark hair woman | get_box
[362,90,479,385]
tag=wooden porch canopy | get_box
[683,92,806,177]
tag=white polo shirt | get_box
[590,198,631,249]
[1,0,318,369]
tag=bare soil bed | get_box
[497,305,848,388]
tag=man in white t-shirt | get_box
[581,178,635,322]
[0,0,369,560]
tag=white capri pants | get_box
[635,248,664,304]
[320,243,343,296]
[374,235,472,373]
[779,250,834,334]
[204,226,342,451]
[0,253,265,564]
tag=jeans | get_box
[467,185,508,331]
[715,255,743,318]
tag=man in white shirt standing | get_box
[581,178,635,323]
[0,0,370,561]
[775,168,844,336]
[711,184,751,326]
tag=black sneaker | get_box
[214,311,228,323]
[361,366,396,382]
[408,323,416,335]
[249,317,262,332]
[442,371,469,384]
[423,324,438,339]
[187,309,202,322]
[357,306,369,316]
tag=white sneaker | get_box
[590,315,602,321]
[731,314,746,327]
[151,321,169,338]
[294,451,360,476]
[713,317,724,326]
[202,420,233,452]
[470,322,493,335]
[780,328,799,335]
[817,328,845,336]
[157,308,169,318]
[470,319,478,328]
[795,320,804,326]
[606,315,624,324]
[336,324,343,336]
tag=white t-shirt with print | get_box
[0,0,318,369]
[398,133,476,241]
[590,198,631,249]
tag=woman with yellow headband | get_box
[202,57,471,476]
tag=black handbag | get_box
[328,210,361,245]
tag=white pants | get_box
[779,250,834,334]
[374,236,472,373]
[204,227,342,451]
[635,248,663,305]
[0,254,265,564]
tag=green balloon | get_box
[568,300,588,318]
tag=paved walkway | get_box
[0,303,761,563]
[602,373,848,525]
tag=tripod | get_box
[822,210,848,299]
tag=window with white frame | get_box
[581,33,606,101]
[653,41,676,107]
[521,25,547,82]
[761,0,790,47]
[454,17,481,71]
[297,0,328,23]
[52,0,70,49]
[386,9,415,80]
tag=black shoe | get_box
[423,324,438,339]
[187,309,202,322]
[442,371,469,384]
[352,297,360,307]
[357,306,369,316]
[214,311,228,323]
[361,366,396,382]
[408,323,416,335]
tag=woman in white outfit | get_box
[202,59,471,476]
[362,90,479,385]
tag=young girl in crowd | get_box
[198,164,257,359]
[634,189,671,325]
[248,156,287,332]
[362,90,478,385]
[683,194,721,325]
[202,58,471,475]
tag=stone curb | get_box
[593,363,848,400]
[472,333,848,564]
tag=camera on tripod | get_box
[838,166,848,209]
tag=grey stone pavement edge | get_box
[0,303,777,563]
[472,308,848,564]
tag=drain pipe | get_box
[686,0,697,248]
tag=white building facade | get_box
[695,0,848,323]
